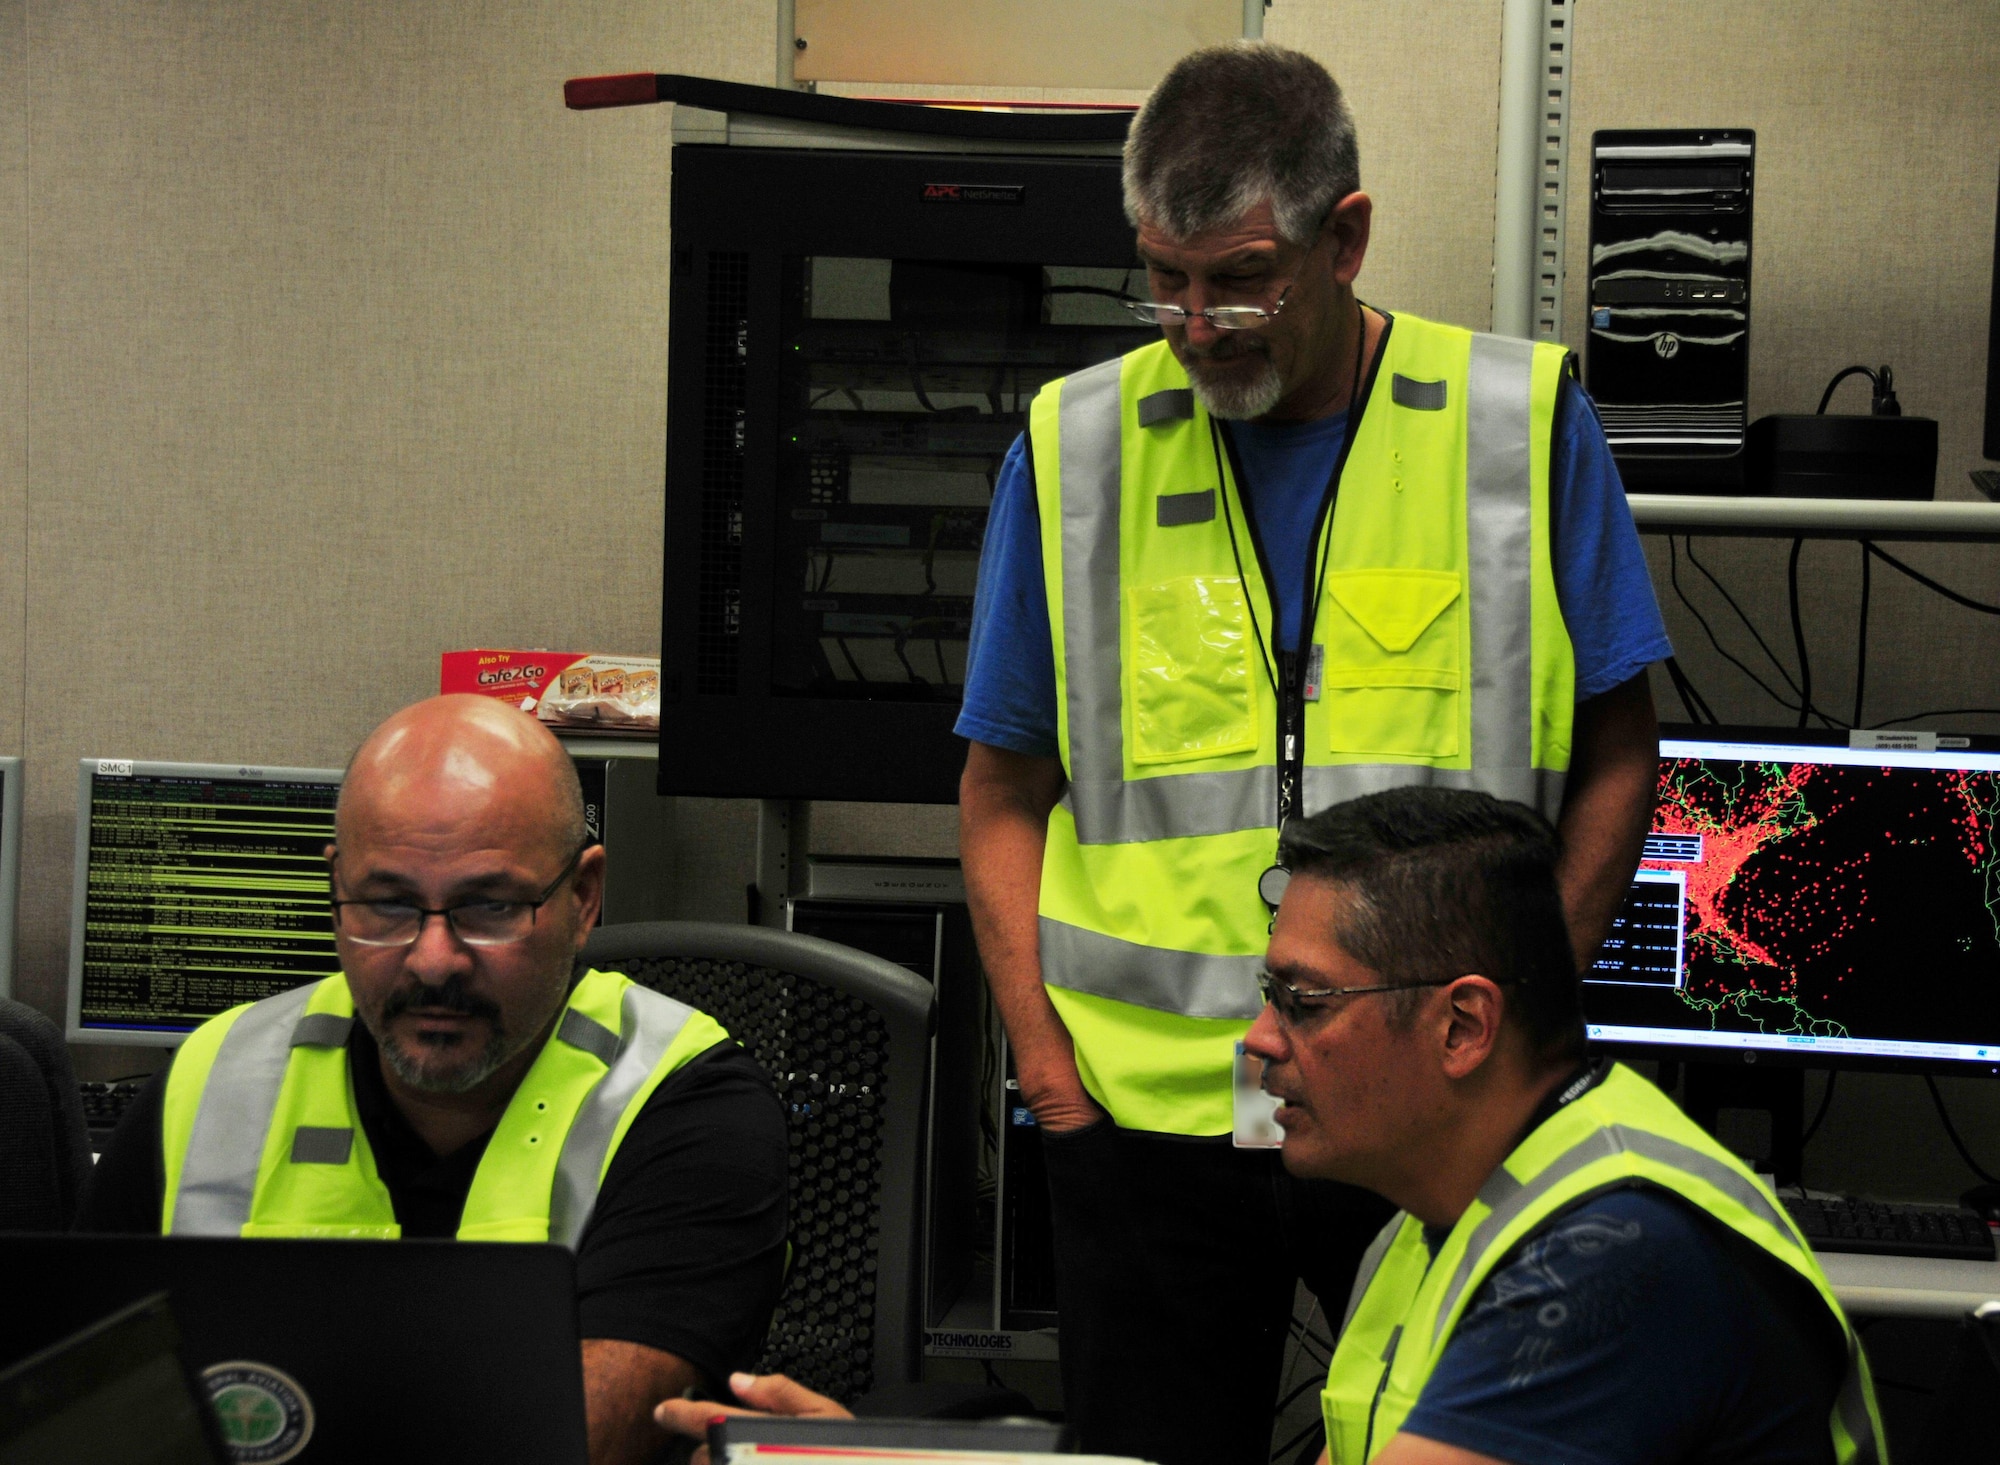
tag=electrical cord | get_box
[1869,707,2000,728]
[1866,543,2000,616]
[1683,538,1806,702]
[1924,1074,2000,1185]
[1816,363,1901,416]
[1663,655,1717,724]
[1667,537,1823,721]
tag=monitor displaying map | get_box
[1585,729,2000,1072]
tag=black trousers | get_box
[1040,1121,1396,1465]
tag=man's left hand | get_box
[654,1371,852,1465]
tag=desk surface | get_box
[1821,1250,2000,1318]
[1627,493,2000,541]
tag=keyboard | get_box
[77,1080,146,1148]
[1784,1194,1996,1260]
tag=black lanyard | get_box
[1211,300,1373,830]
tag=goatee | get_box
[1184,344,1285,421]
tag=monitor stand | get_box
[1681,1062,1805,1187]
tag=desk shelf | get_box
[1628,494,2000,543]
[1818,1250,2000,1319]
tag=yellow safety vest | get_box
[159,968,728,1244]
[1031,316,1576,1133]
[1323,1063,1886,1464]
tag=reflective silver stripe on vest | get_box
[1038,917,1263,1019]
[1341,1212,1409,1335]
[1057,357,1131,844]
[1055,336,1564,851]
[1466,332,1537,791]
[1836,1349,1883,1465]
[171,983,319,1235]
[1060,766,1277,845]
[547,984,699,1250]
[1300,763,1567,824]
[1433,1124,1812,1336]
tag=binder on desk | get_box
[708,1415,1115,1459]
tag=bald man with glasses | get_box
[82,694,790,1465]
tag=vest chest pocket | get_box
[1125,575,1259,764]
[1322,569,1462,758]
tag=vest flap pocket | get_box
[1321,570,1462,759]
[1125,575,1259,765]
[1326,570,1461,655]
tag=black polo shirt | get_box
[79,1022,789,1386]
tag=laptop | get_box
[0,1237,587,1465]
[0,1292,225,1464]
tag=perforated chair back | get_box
[582,921,933,1404]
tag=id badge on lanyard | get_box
[1232,1040,1284,1149]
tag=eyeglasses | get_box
[329,844,590,948]
[1255,969,1465,1028]
[1122,283,1297,332]
[1126,212,1331,332]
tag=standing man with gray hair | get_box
[955,42,1670,1465]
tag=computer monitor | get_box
[1585,727,2000,1075]
[66,760,343,1046]
[0,756,20,1001]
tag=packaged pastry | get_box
[536,654,658,731]
[440,650,661,732]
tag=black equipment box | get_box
[1745,414,1938,499]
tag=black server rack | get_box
[1586,130,1755,491]
[659,137,1148,805]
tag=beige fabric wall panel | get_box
[16,0,772,1024]
[1266,0,1504,331]
[1,0,26,762]
[1565,2,2000,489]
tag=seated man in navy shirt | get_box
[1253,787,1882,1465]
[660,787,1885,1465]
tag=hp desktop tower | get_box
[1586,130,1755,491]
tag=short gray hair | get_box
[1123,42,1360,246]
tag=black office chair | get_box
[582,921,934,1406]
[0,998,93,1232]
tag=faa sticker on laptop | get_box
[201,1361,316,1464]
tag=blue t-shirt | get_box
[1404,1187,1843,1465]
[953,373,1673,758]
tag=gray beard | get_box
[380,1023,513,1095]
[1186,352,1286,421]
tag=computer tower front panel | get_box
[1586,130,1754,490]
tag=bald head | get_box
[338,694,587,859]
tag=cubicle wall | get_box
[2,0,1999,1187]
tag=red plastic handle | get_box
[563,74,663,110]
